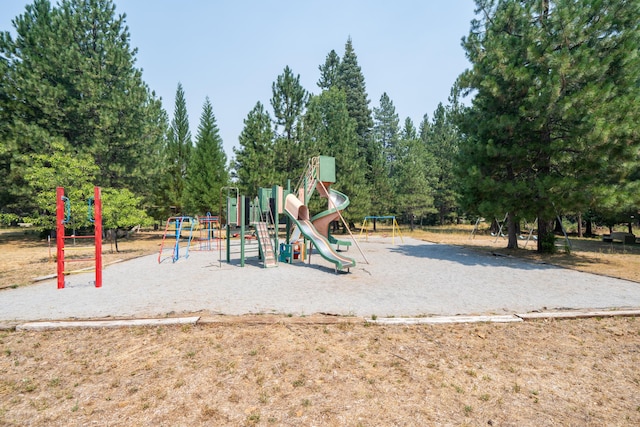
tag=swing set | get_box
[359,216,404,244]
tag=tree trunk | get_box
[537,217,555,253]
[507,212,518,249]
[586,219,593,237]
[628,222,633,234]
[577,213,583,238]
[490,218,499,236]
[554,217,564,234]
[114,231,120,253]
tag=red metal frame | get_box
[56,187,65,289]
[56,186,102,289]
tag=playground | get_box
[2,155,640,425]
[2,233,640,322]
[2,226,640,425]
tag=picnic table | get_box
[602,232,636,244]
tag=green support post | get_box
[286,179,291,244]
[226,224,230,263]
[273,184,280,259]
[240,195,245,267]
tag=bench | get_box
[602,232,636,244]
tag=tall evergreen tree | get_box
[233,102,278,195]
[394,118,435,229]
[0,0,163,216]
[303,87,370,224]
[336,37,373,147]
[317,49,340,90]
[423,104,460,224]
[183,97,228,215]
[270,66,308,182]
[373,93,401,170]
[335,38,375,213]
[137,97,169,219]
[165,82,192,212]
[371,93,400,215]
[456,0,640,252]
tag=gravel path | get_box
[2,237,639,321]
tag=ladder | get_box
[255,221,277,267]
[295,156,320,204]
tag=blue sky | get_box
[1,1,476,159]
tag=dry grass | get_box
[1,225,640,426]
[1,318,639,426]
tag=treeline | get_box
[1,0,639,254]
[0,0,460,232]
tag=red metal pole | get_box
[56,187,65,289]
[94,186,102,288]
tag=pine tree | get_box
[317,49,340,90]
[336,37,373,147]
[423,104,460,224]
[165,82,192,212]
[371,93,400,215]
[302,88,370,224]
[183,97,228,215]
[456,0,640,252]
[394,118,435,229]
[232,102,277,195]
[373,93,400,171]
[335,38,375,214]
[270,66,308,183]
[0,0,163,217]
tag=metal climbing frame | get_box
[56,186,103,289]
[158,216,195,263]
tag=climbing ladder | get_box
[255,221,277,267]
[56,186,103,289]
[296,156,320,203]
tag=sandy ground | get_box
[1,236,640,322]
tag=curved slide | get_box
[311,188,352,249]
[311,188,348,235]
[284,194,355,272]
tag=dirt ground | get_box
[1,226,640,425]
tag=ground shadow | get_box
[389,242,559,271]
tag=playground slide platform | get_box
[284,194,355,272]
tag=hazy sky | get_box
[1,1,477,158]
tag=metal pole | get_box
[94,186,102,288]
[240,196,245,267]
[56,187,65,289]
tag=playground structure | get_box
[283,156,365,272]
[55,186,103,289]
[154,156,364,273]
[158,216,195,263]
[359,216,404,244]
[193,213,222,251]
